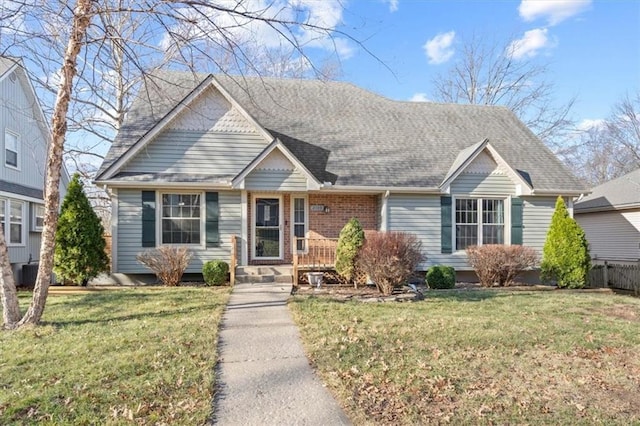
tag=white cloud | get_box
[409,93,429,102]
[507,28,553,59]
[424,31,455,65]
[519,0,592,26]
[160,0,353,62]
[384,0,399,12]
[577,118,606,131]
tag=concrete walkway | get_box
[213,283,351,425]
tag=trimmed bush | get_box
[136,246,192,286]
[203,260,229,286]
[466,244,538,287]
[335,217,365,285]
[358,231,425,295]
[54,173,109,286]
[426,266,455,289]
[541,197,591,288]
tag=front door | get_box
[254,196,282,259]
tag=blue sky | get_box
[328,0,640,128]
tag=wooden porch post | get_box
[230,235,237,286]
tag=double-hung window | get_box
[0,198,25,245]
[5,130,19,169]
[455,198,505,250]
[160,193,201,244]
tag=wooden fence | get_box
[588,262,640,295]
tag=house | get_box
[94,71,587,284]
[575,169,640,264]
[0,57,69,284]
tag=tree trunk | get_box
[0,229,21,328]
[17,0,95,327]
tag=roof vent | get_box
[8,71,17,82]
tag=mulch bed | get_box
[293,282,616,303]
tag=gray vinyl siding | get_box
[388,194,559,271]
[244,169,307,191]
[116,189,242,274]
[0,74,48,189]
[576,210,640,262]
[450,173,515,195]
[387,194,469,270]
[122,130,267,175]
[521,196,556,253]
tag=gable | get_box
[0,68,49,191]
[121,87,269,178]
[168,87,256,134]
[244,150,308,191]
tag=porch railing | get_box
[293,238,338,285]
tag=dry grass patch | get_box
[290,290,640,424]
[0,287,230,424]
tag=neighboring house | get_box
[575,169,640,264]
[0,57,69,284]
[95,72,587,283]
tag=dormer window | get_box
[5,130,19,169]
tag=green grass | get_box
[0,287,230,425]
[290,290,640,425]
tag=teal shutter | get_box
[141,191,156,247]
[441,196,452,254]
[206,192,219,247]
[511,197,523,245]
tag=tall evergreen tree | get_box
[335,217,365,287]
[54,174,109,286]
[541,197,590,288]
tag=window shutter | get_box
[141,191,156,247]
[511,197,524,245]
[206,192,220,247]
[441,196,452,254]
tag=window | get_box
[5,130,19,168]
[161,193,201,244]
[455,198,504,250]
[33,204,45,231]
[292,197,307,252]
[0,198,25,245]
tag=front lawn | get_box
[290,290,640,424]
[0,287,230,424]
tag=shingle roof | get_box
[574,169,640,212]
[97,71,587,192]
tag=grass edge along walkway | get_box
[290,289,640,425]
[0,286,230,424]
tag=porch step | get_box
[235,266,293,284]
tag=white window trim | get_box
[252,194,284,260]
[32,203,45,232]
[156,191,205,247]
[290,194,309,255]
[0,198,26,246]
[4,129,20,171]
[452,195,511,252]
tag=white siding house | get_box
[575,169,640,264]
[0,57,69,284]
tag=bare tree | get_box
[430,34,576,151]
[0,0,361,328]
[566,91,640,185]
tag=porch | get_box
[231,235,360,285]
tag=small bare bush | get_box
[358,232,425,295]
[136,246,193,286]
[466,245,537,287]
